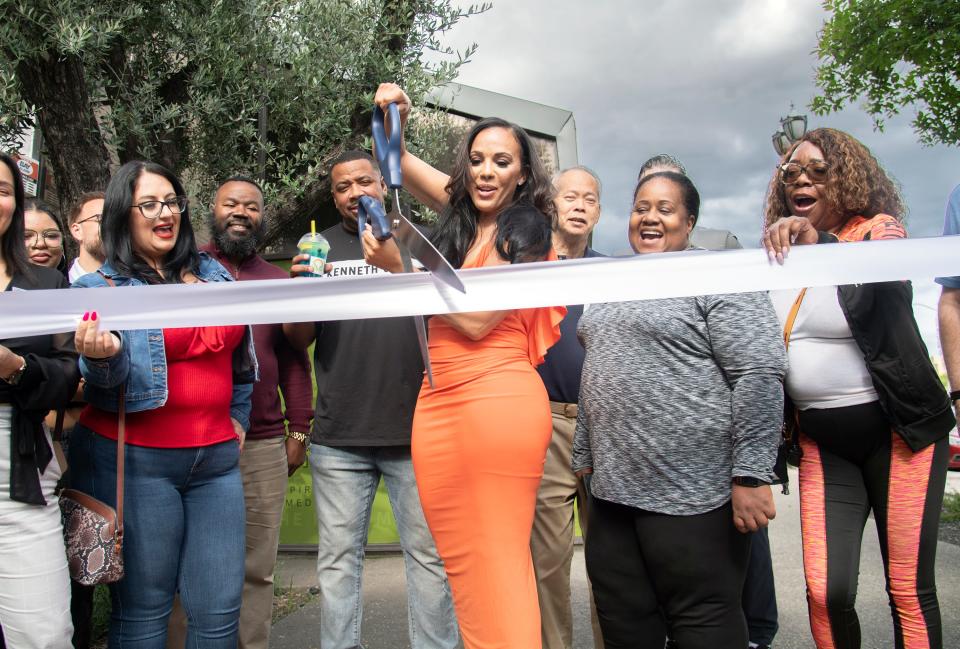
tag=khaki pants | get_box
[531,405,603,649]
[167,436,288,649]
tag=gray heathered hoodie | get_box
[572,291,787,515]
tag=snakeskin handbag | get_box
[59,385,126,585]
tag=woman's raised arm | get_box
[374,83,452,213]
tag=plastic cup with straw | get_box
[297,219,330,277]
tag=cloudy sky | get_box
[435,0,960,353]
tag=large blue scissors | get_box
[356,103,465,387]
[363,102,465,293]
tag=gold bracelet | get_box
[287,431,309,446]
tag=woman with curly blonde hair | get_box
[763,128,953,648]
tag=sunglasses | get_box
[779,161,830,185]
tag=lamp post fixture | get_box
[772,108,808,156]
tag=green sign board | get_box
[280,464,401,546]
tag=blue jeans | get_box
[309,444,458,649]
[69,426,245,648]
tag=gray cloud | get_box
[435,0,960,349]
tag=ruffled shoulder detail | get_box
[519,247,566,366]
[520,303,567,367]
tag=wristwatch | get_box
[1,356,26,386]
[732,476,769,488]
[287,431,309,446]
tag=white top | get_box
[68,258,96,284]
[770,286,878,410]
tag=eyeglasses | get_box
[75,213,102,225]
[779,161,830,185]
[131,196,189,219]
[24,229,64,248]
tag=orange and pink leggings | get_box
[797,401,948,649]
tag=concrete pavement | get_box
[272,469,960,648]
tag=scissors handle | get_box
[372,103,403,190]
[357,196,393,241]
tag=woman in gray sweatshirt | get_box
[571,171,786,649]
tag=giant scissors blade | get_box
[392,214,465,293]
[358,196,436,388]
[373,103,465,294]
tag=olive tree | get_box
[0,0,489,241]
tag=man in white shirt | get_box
[67,191,105,283]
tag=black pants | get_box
[585,497,750,649]
[798,401,947,649]
[743,527,778,645]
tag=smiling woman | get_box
[0,154,80,647]
[368,82,565,649]
[67,160,258,646]
[572,169,786,648]
[628,171,699,254]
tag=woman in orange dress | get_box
[368,83,564,649]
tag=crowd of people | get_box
[0,77,956,649]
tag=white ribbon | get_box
[2,236,959,339]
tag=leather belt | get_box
[549,401,578,418]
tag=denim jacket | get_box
[71,253,258,430]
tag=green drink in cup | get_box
[298,220,330,277]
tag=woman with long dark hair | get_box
[763,128,952,649]
[0,154,80,647]
[70,160,256,647]
[368,83,564,648]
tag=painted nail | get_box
[91,312,98,321]
[82,312,89,321]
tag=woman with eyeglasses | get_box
[0,154,81,647]
[763,128,952,649]
[23,199,67,275]
[69,160,256,647]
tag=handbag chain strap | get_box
[783,288,808,350]
[98,270,126,549]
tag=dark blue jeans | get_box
[69,426,245,648]
[743,527,778,645]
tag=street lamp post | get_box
[772,109,808,156]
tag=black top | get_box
[536,247,604,404]
[310,223,424,447]
[1,265,81,505]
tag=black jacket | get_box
[837,279,953,450]
[1,266,81,505]
[824,229,952,450]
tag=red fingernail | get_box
[91,312,98,321]
[82,312,89,321]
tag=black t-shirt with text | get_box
[310,223,424,446]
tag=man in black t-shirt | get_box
[284,150,458,649]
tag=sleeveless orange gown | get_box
[412,245,564,649]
